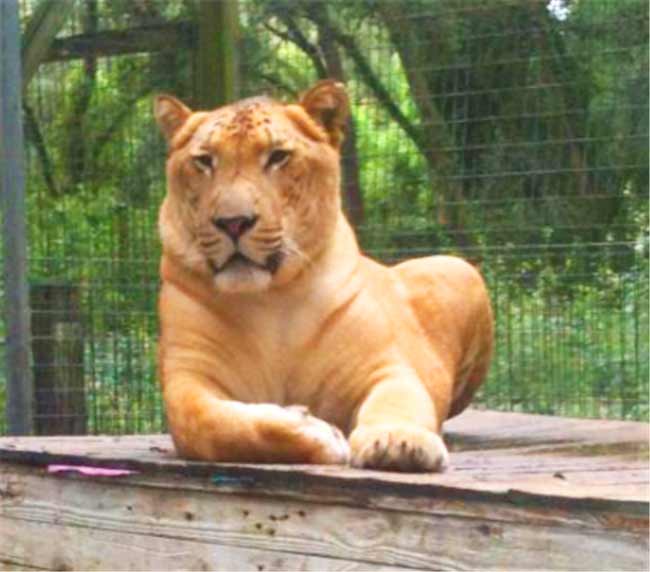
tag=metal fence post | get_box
[0,0,34,435]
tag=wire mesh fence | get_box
[0,0,648,435]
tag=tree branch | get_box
[23,103,58,196]
[258,72,299,97]
[89,84,154,167]
[21,0,74,89]
[323,25,428,154]
[64,0,98,187]
[307,2,364,225]
[263,19,328,79]
[44,22,195,63]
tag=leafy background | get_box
[1,0,647,434]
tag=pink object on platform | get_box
[47,464,137,477]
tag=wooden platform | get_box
[0,410,648,571]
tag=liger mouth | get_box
[209,251,283,275]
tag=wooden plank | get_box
[0,411,646,506]
[0,519,395,571]
[0,432,647,508]
[44,22,195,63]
[0,0,34,436]
[1,409,644,457]
[445,409,650,449]
[0,411,648,570]
[21,0,74,89]
[0,466,647,571]
[0,559,42,572]
[2,464,644,535]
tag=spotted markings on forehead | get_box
[192,97,281,148]
[171,96,323,154]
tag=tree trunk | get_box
[64,0,98,187]
[31,283,86,435]
[309,3,364,226]
[375,3,472,248]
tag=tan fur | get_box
[154,80,493,472]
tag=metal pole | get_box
[0,0,34,435]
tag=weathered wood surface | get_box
[1,409,646,503]
[0,410,648,571]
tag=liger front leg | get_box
[349,372,449,472]
[163,376,350,464]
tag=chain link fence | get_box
[1,0,648,435]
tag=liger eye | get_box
[192,154,213,172]
[265,149,292,170]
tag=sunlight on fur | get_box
[154,80,493,472]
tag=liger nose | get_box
[213,215,258,241]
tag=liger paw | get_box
[349,423,449,472]
[287,405,350,465]
[256,404,350,465]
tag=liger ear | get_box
[299,80,349,147]
[154,95,192,142]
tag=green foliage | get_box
[480,254,649,421]
[0,0,647,434]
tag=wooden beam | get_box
[0,0,34,435]
[44,22,195,63]
[2,466,646,571]
[195,0,240,109]
[21,0,74,90]
[0,410,648,570]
